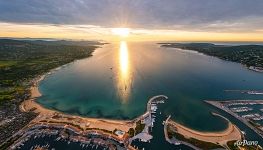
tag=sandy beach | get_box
[168,114,242,146]
[20,73,242,149]
[20,74,244,138]
[20,74,135,133]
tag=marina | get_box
[11,95,168,150]
[225,90,263,95]
[5,42,263,150]
[1,0,263,149]
[230,107,253,113]
[205,100,263,139]
[129,95,167,144]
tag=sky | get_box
[0,0,263,41]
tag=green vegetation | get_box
[113,128,118,134]
[134,120,145,135]
[0,39,97,102]
[167,125,223,150]
[0,39,100,145]
[167,124,177,139]
[128,128,135,137]
[227,140,241,150]
[0,60,18,68]
[160,43,263,69]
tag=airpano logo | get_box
[234,140,258,146]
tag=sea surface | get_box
[35,41,263,149]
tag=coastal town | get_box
[5,78,256,150]
[1,71,262,150]
[0,39,262,150]
[0,39,100,148]
[10,81,249,150]
[1,0,263,149]
[2,73,169,150]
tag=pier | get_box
[129,95,167,144]
[9,95,168,150]
[224,90,263,95]
[205,100,263,139]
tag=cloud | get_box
[0,0,263,32]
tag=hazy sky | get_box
[1,0,263,41]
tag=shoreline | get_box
[19,66,243,149]
[248,66,263,73]
[205,100,263,139]
[161,44,263,73]
[19,70,168,134]
[20,69,167,124]
[166,112,242,147]
[21,80,135,131]
[21,73,242,130]
[21,74,141,124]
[17,77,168,149]
[16,73,135,149]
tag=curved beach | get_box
[20,75,243,148]
[20,75,135,132]
[167,114,242,146]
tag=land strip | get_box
[205,100,263,139]
[164,112,242,149]
[160,43,263,72]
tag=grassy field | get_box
[0,60,18,68]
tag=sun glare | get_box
[111,28,130,37]
[117,41,131,102]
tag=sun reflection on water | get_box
[117,41,131,102]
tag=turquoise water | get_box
[38,41,263,133]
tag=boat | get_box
[174,141,181,145]
[241,131,246,135]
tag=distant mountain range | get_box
[0,38,106,46]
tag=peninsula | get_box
[164,113,243,150]
[160,43,263,72]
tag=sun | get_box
[111,28,130,37]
